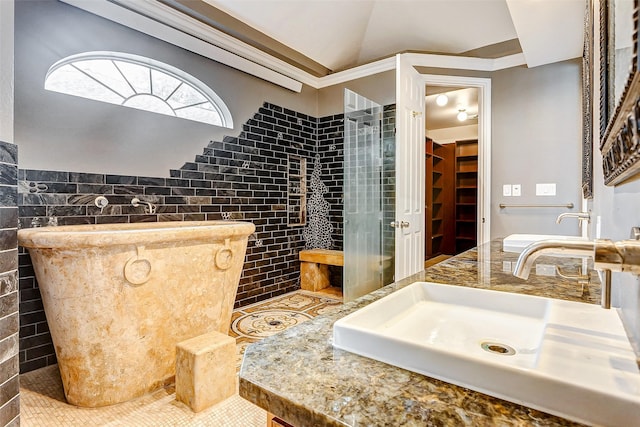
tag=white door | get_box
[394,54,425,281]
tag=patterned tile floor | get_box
[20,290,342,427]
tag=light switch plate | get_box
[512,184,521,197]
[536,183,556,196]
[503,184,512,197]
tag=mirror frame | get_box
[583,0,594,199]
[600,0,640,185]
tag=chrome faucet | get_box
[513,236,640,309]
[556,211,591,224]
[131,197,157,214]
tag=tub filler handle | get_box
[123,245,152,286]
[215,238,234,271]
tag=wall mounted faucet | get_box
[556,211,591,224]
[131,197,157,214]
[94,196,109,213]
[513,229,640,309]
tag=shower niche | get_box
[287,155,307,226]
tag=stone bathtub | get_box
[18,220,255,407]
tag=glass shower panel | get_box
[343,89,392,302]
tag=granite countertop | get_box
[239,240,601,426]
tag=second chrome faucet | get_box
[513,234,640,309]
[556,211,591,224]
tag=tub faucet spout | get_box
[131,197,157,214]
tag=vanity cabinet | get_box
[267,413,294,427]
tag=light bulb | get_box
[457,110,468,121]
[436,94,448,106]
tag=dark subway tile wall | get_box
[17,102,395,374]
[17,103,325,373]
[382,105,397,285]
[317,114,345,250]
[0,140,20,426]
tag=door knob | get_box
[390,221,410,228]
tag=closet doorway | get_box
[425,86,479,260]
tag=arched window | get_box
[44,51,233,128]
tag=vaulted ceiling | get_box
[164,0,586,75]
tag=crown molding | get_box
[62,0,528,92]
[492,53,528,70]
[314,57,397,89]
[61,0,305,92]
[405,52,526,72]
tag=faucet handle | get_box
[593,238,640,274]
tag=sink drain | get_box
[481,341,516,356]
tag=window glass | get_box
[45,51,233,128]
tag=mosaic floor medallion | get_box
[229,290,342,368]
[231,310,313,339]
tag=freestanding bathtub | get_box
[18,220,255,407]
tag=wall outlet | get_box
[502,261,512,272]
[536,183,556,196]
[503,184,512,197]
[535,264,556,276]
[512,184,521,197]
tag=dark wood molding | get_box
[583,0,594,199]
[600,0,640,185]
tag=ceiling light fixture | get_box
[436,94,448,106]
[457,109,468,121]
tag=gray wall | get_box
[15,0,318,178]
[592,138,640,353]
[490,60,583,238]
[317,70,396,117]
[375,61,584,240]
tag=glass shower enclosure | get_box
[343,89,395,302]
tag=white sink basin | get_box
[503,233,588,253]
[332,282,640,426]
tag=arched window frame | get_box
[44,51,233,128]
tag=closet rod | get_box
[499,203,574,209]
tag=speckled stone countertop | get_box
[239,240,601,426]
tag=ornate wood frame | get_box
[600,0,640,185]
[583,0,594,198]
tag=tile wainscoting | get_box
[0,140,20,426]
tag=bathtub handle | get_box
[123,246,152,286]
[215,239,234,271]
